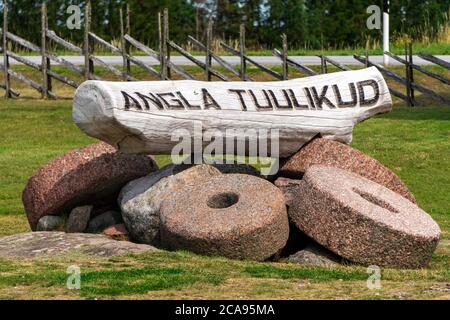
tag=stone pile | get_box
[22,142,158,232]
[6,138,440,268]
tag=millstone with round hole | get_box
[278,138,417,203]
[289,165,440,268]
[160,174,289,261]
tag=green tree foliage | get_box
[3,0,43,47]
[260,0,307,47]
[303,0,371,49]
[0,0,448,50]
[213,0,242,40]
[390,0,450,40]
[128,0,195,46]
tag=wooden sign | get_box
[73,67,392,157]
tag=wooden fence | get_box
[0,1,449,107]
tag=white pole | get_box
[383,0,390,66]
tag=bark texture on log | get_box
[73,67,392,157]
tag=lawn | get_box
[0,65,448,299]
[17,41,450,56]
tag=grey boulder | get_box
[86,210,123,233]
[0,232,157,258]
[286,243,341,267]
[119,164,221,246]
[36,215,64,231]
[66,205,93,233]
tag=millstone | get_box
[279,138,416,203]
[22,142,158,230]
[160,174,289,261]
[289,165,440,268]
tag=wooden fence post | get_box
[84,1,92,80]
[408,40,415,106]
[365,39,370,68]
[320,55,328,74]
[320,55,324,74]
[126,5,131,76]
[239,24,246,81]
[41,2,51,99]
[126,6,131,41]
[3,1,11,98]
[282,33,288,80]
[365,50,369,68]
[404,40,412,107]
[205,19,213,81]
[158,12,165,80]
[120,7,130,81]
[164,9,171,79]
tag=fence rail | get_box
[188,35,240,79]
[385,51,450,86]
[0,1,449,108]
[418,53,450,70]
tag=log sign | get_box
[73,67,392,157]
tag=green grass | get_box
[17,41,450,56]
[245,42,450,56]
[243,265,368,281]
[0,67,449,299]
[0,245,448,299]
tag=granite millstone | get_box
[289,165,440,268]
[279,138,416,203]
[119,164,221,246]
[160,174,289,261]
[22,142,158,230]
[0,232,158,258]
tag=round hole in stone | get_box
[353,188,399,213]
[207,192,239,209]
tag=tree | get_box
[0,0,448,50]
[213,0,243,40]
[260,0,307,47]
[390,0,450,41]
[128,0,195,46]
[241,0,263,46]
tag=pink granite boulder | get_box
[289,165,440,268]
[103,224,129,240]
[22,142,158,230]
[274,177,303,207]
[279,138,416,203]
